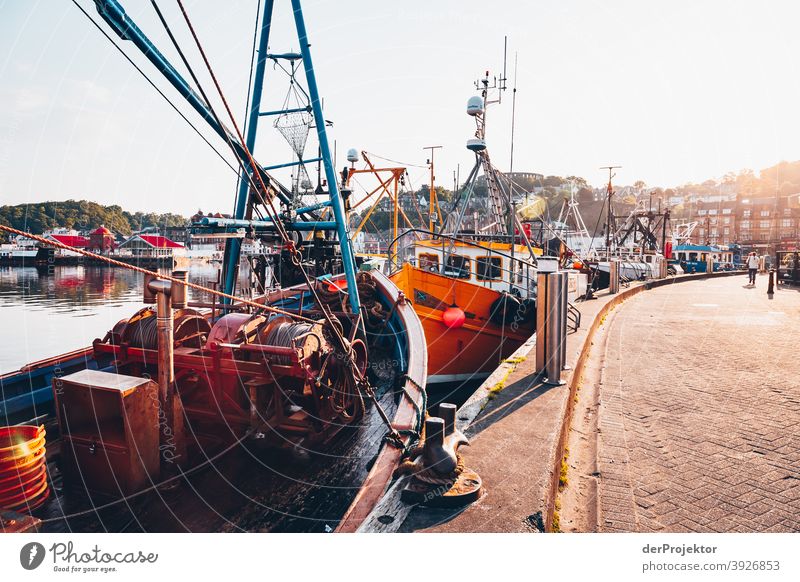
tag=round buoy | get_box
[442,306,466,328]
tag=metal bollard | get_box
[438,403,468,451]
[608,260,620,294]
[535,271,549,374]
[535,256,559,374]
[558,271,569,370]
[544,272,565,384]
[767,268,775,295]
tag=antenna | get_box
[600,165,622,260]
[500,36,508,92]
[424,145,443,232]
[509,51,518,175]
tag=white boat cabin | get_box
[410,239,540,295]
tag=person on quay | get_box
[746,252,759,285]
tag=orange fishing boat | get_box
[384,65,543,384]
[391,256,535,384]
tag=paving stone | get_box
[595,277,800,533]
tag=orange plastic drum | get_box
[0,425,49,511]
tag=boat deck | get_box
[32,357,401,533]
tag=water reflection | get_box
[0,263,247,373]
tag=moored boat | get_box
[0,0,428,533]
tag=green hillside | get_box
[0,200,187,237]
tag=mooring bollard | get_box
[400,404,482,507]
[608,259,620,294]
[535,257,568,386]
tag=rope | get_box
[362,151,428,169]
[0,224,316,324]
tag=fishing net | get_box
[274,110,313,159]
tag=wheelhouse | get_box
[410,239,540,295]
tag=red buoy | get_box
[442,306,466,329]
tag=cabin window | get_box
[419,253,439,272]
[476,256,502,280]
[445,254,471,279]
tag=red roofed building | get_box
[41,230,90,257]
[44,234,90,248]
[89,226,116,253]
[118,234,185,260]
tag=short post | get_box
[536,257,558,376]
[558,271,569,370]
[608,259,620,294]
[144,274,187,483]
[767,268,775,295]
[544,272,566,384]
[536,257,567,386]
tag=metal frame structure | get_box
[94,0,361,310]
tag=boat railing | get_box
[390,228,540,298]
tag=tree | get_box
[0,200,188,236]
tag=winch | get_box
[91,274,370,450]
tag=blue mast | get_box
[290,0,360,311]
[92,0,361,311]
[222,0,275,303]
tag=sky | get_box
[2,0,800,215]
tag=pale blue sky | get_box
[2,1,800,214]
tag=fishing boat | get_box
[581,170,670,289]
[0,0,426,533]
[386,66,542,384]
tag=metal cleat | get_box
[421,417,458,475]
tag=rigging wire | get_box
[149,0,274,225]
[234,0,264,215]
[164,0,289,241]
[362,151,428,169]
[69,0,239,177]
[169,2,392,430]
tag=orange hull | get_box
[390,263,533,383]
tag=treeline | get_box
[0,200,188,237]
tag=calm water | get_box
[0,263,244,374]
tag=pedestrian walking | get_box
[747,252,759,285]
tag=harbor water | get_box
[0,262,233,374]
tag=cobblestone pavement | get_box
[597,276,800,532]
